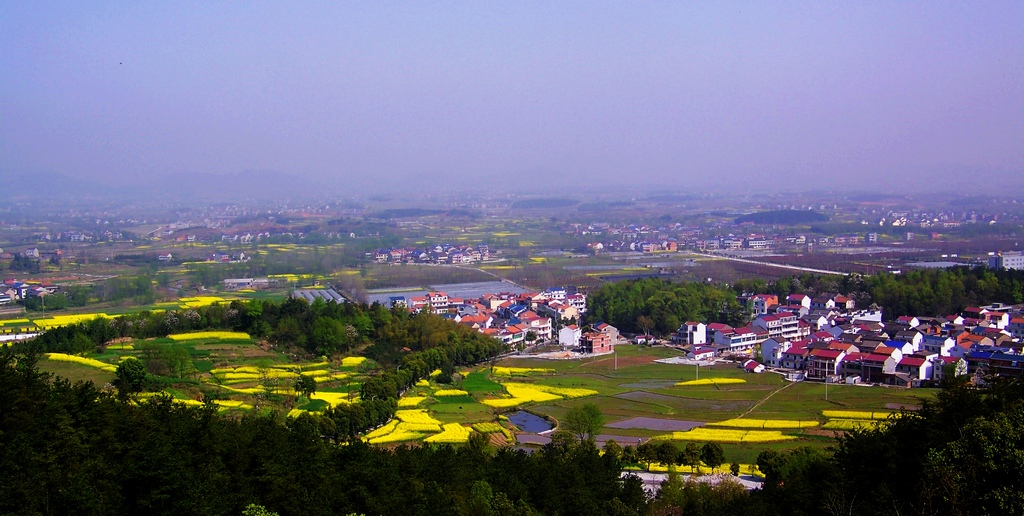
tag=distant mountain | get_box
[0,170,338,203]
[0,170,110,198]
[136,171,331,201]
[734,210,829,225]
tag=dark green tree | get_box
[113,357,146,397]
[294,374,317,399]
[700,442,725,473]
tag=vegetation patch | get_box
[709,418,819,429]
[461,371,502,392]
[45,353,117,373]
[423,423,473,444]
[167,331,251,341]
[676,378,747,387]
[492,366,554,376]
[822,410,893,420]
[655,427,798,443]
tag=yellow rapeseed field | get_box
[822,419,880,430]
[821,410,893,420]
[675,378,746,387]
[423,423,472,444]
[492,367,554,376]
[398,396,426,408]
[395,409,444,426]
[709,418,819,429]
[434,389,469,396]
[481,382,597,408]
[167,331,251,341]
[655,427,797,443]
[45,353,117,372]
[341,356,367,367]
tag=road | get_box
[693,252,850,277]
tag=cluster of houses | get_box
[0,278,58,306]
[674,292,1024,387]
[373,244,491,265]
[585,240,678,254]
[387,287,615,353]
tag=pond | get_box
[507,411,553,433]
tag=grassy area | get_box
[38,359,116,386]
[36,334,932,461]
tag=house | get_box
[752,312,804,340]
[518,314,553,340]
[428,292,450,311]
[833,295,856,311]
[713,326,765,353]
[787,294,812,310]
[593,322,619,342]
[672,322,707,345]
[895,356,932,385]
[1009,317,1024,341]
[807,349,846,379]
[581,331,613,354]
[811,296,836,311]
[558,325,581,348]
[752,294,779,315]
[760,337,792,368]
[919,335,954,356]
[742,359,766,373]
[223,278,254,291]
[690,346,716,361]
[781,344,810,370]
[566,294,587,314]
[894,330,924,349]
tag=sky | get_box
[2,1,1023,195]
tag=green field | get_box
[484,345,932,463]
[38,334,933,464]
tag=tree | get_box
[656,442,678,470]
[700,443,725,473]
[730,462,741,476]
[681,442,701,473]
[636,315,654,337]
[294,374,317,399]
[562,403,604,442]
[636,441,658,471]
[602,439,623,462]
[113,357,146,397]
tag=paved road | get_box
[694,252,850,276]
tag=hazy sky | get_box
[2,2,1022,194]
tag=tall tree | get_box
[700,442,725,473]
[562,403,604,442]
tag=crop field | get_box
[36,329,932,464]
[480,345,933,462]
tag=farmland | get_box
[32,328,932,465]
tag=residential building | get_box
[581,331,612,354]
[672,322,707,345]
[558,325,581,348]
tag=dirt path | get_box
[736,380,797,419]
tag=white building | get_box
[559,325,581,348]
